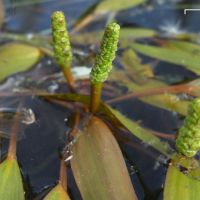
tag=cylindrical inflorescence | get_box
[90,22,120,84]
[176,98,200,157]
[51,11,72,69]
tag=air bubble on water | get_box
[46,59,52,65]
[47,82,59,93]
[129,165,137,175]
[0,107,36,140]
[72,66,91,80]
[26,33,34,40]
[153,155,168,170]
[21,108,36,125]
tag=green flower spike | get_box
[89,22,120,113]
[90,22,120,84]
[51,11,72,69]
[176,98,200,157]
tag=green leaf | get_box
[0,43,41,81]
[41,93,174,155]
[121,49,154,84]
[71,116,137,200]
[124,79,189,116]
[102,104,174,157]
[71,28,156,44]
[164,154,200,200]
[167,40,200,56]
[131,43,200,75]
[109,67,189,116]
[96,0,145,12]
[0,158,24,200]
[43,184,71,200]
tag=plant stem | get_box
[62,67,76,93]
[7,103,23,160]
[0,0,4,28]
[59,158,67,191]
[90,83,102,113]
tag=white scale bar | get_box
[184,9,200,15]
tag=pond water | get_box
[1,0,200,199]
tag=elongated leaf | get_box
[167,40,200,56]
[109,68,189,116]
[0,0,4,27]
[124,79,189,116]
[43,184,71,200]
[0,158,24,200]
[102,104,174,157]
[121,49,154,84]
[96,0,145,12]
[0,43,41,81]
[71,28,156,44]
[131,43,200,75]
[71,116,137,200]
[42,93,174,155]
[164,154,200,200]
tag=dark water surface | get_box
[1,0,200,199]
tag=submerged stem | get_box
[7,102,23,160]
[59,158,67,191]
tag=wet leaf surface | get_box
[164,154,200,200]
[0,43,41,81]
[71,116,137,200]
[43,184,71,200]
[0,158,24,200]
[132,42,200,75]
[96,0,145,12]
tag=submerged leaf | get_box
[71,116,137,200]
[164,154,200,200]
[71,28,156,44]
[167,40,200,56]
[121,49,154,84]
[131,43,200,75]
[0,43,41,81]
[109,67,189,116]
[103,104,174,157]
[43,184,71,200]
[42,93,174,155]
[96,0,145,12]
[0,158,24,200]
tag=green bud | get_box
[90,22,120,84]
[176,98,200,157]
[51,11,72,68]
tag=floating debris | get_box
[0,107,36,139]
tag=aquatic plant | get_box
[51,11,75,90]
[90,22,120,112]
[176,98,200,157]
[1,4,200,200]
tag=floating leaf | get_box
[131,43,200,75]
[0,158,24,200]
[96,0,145,12]
[43,184,71,200]
[0,42,41,81]
[71,116,137,200]
[164,154,200,200]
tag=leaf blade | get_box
[71,116,137,200]
[0,158,24,200]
